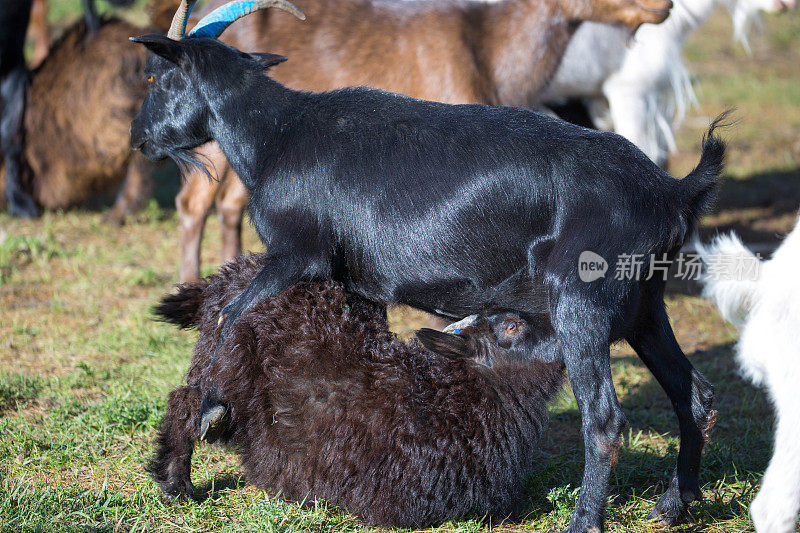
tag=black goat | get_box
[152,254,565,527]
[130,2,721,530]
[1,0,37,218]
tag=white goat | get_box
[542,0,795,167]
[697,216,800,533]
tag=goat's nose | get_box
[129,126,145,151]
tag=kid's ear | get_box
[248,52,289,69]
[415,328,472,360]
[130,34,186,65]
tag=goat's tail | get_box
[676,111,730,240]
[694,233,761,329]
[154,280,208,330]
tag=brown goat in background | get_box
[150,0,673,282]
[1,19,152,223]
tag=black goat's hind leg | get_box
[148,386,202,501]
[555,296,626,533]
[627,302,716,525]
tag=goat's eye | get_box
[146,75,155,83]
[506,321,519,333]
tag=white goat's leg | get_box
[604,83,668,167]
[751,372,800,533]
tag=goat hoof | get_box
[199,404,228,443]
[103,208,126,226]
[650,495,690,526]
[160,486,193,504]
[7,195,39,219]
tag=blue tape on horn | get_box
[188,0,261,39]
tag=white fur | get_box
[697,215,800,533]
[542,0,792,166]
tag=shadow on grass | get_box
[193,474,246,502]
[522,341,773,526]
[701,166,800,243]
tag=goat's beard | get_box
[167,147,219,183]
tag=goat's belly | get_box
[392,278,485,318]
[338,274,495,319]
[390,268,540,319]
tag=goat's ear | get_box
[130,34,186,65]
[415,329,472,360]
[248,52,289,70]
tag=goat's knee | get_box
[591,402,627,467]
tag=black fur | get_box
[153,283,205,329]
[131,35,724,531]
[1,0,37,218]
[150,255,565,528]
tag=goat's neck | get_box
[206,76,296,191]
[475,0,579,107]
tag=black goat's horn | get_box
[188,0,305,39]
[168,0,197,40]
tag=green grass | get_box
[2,2,799,532]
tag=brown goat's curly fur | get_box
[152,254,565,527]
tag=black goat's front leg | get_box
[199,250,330,442]
[1,64,37,218]
[555,298,625,533]
[148,386,202,501]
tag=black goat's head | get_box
[129,0,303,169]
[416,312,552,368]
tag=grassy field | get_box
[1,3,799,532]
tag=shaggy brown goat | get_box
[154,0,673,282]
[0,19,152,223]
[151,254,565,527]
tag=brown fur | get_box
[151,254,566,527]
[0,19,152,223]
[158,0,672,281]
